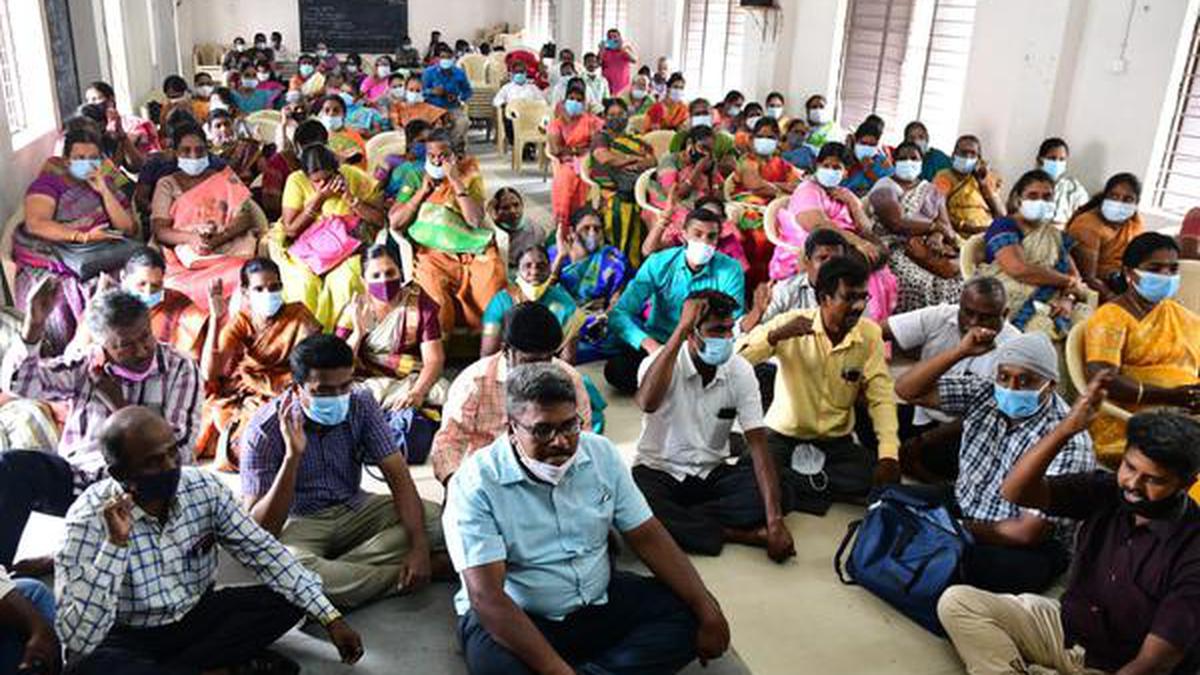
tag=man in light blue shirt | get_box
[607,208,745,393]
[422,42,473,151]
[444,363,730,675]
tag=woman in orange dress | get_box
[547,82,605,228]
[1067,173,1144,303]
[645,73,689,131]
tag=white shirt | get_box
[581,72,610,112]
[888,304,1021,424]
[635,346,765,481]
[493,82,546,108]
[0,565,12,601]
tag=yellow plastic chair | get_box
[762,196,793,250]
[365,130,407,176]
[458,54,489,86]
[495,105,508,154]
[244,111,280,145]
[507,99,550,173]
[1,206,23,305]
[1179,259,1200,314]
[1065,322,1133,422]
[634,169,663,219]
[643,130,675,161]
[484,54,509,88]
[579,155,602,209]
[628,114,647,134]
[960,233,986,278]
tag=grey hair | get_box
[505,363,577,419]
[86,289,150,336]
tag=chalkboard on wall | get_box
[44,0,81,120]
[300,0,410,53]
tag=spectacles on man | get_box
[512,416,583,443]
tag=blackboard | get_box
[44,0,81,120]
[300,0,410,54]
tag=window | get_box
[1154,11,1200,215]
[679,0,747,100]
[527,0,557,48]
[0,0,56,146]
[584,0,628,54]
[0,0,24,134]
[836,0,976,145]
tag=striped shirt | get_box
[55,468,339,657]
[2,340,201,494]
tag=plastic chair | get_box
[458,54,489,86]
[467,87,499,143]
[495,105,508,154]
[642,130,675,161]
[484,55,509,88]
[634,169,663,218]
[579,155,602,209]
[507,99,550,173]
[1179,259,1200,314]
[244,111,280,145]
[628,114,647,134]
[365,130,407,176]
[722,174,740,204]
[762,196,795,250]
[0,206,23,305]
[1065,322,1132,421]
[960,233,986,278]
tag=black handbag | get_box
[14,226,142,281]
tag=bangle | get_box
[1136,382,1145,405]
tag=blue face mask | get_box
[513,72,528,85]
[134,289,164,308]
[696,334,734,366]
[425,158,446,180]
[564,99,585,117]
[993,383,1047,419]
[854,143,877,161]
[410,141,427,163]
[753,137,778,156]
[1040,158,1066,181]
[69,158,101,181]
[605,39,619,50]
[894,159,922,181]
[439,58,455,70]
[952,155,977,174]
[815,167,844,188]
[1134,270,1181,303]
[303,392,351,426]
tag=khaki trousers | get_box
[937,585,1106,675]
[280,494,444,609]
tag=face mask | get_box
[513,73,528,85]
[807,108,828,125]
[367,278,403,302]
[745,115,762,130]
[790,442,829,491]
[285,90,302,105]
[389,86,406,100]
[345,64,359,74]
[405,90,425,104]
[320,114,345,131]
[1019,199,1055,223]
[425,158,446,180]
[127,467,181,503]
[854,143,877,161]
[107,357,158,383]
[685,239,716,267]
[209,98,228,112]
[993,383,1047,419]
[605,39,620,50]
[1133,271,1181,303]
[690,114,712,129]
[767,105,785,119]
[753,137,778,156]
[1101,199,1137,223]
[894,159,922,181]
[439,58,455,70]
[631,87,648,100]
[241,77,258,88]
[133,289,164,308]
[410,141,427,162]
[233,44,245,52]
[913,139,929,154]
[1040,158,1066,181]
[178,155,210,177]
[338,92,354,107]
[69,158,101,181]
[517,276,552,301]
[303,392,351,426]
[726,104,742,118]
[512,432,577,486]
[376,65,392,78]
[669,88,685,102]
[257,70,271,81]
[562,70,576,79]
[196,85,213,98]
[580,232,600,253]
[255,41,266,49]
[696,334,734,366]
[606,116,627,133]
[564,99,585,117]
[299,64,315,77]
[952,154,977,174]
[317,49,329,57]
[250,290,284,318]
[815,167,844,188]
[1120,490,1187,520]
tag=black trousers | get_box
[0,450,75,566]
[67,586,304,675]
[632,463,769,555]
[459,572,698,675]
[603,347,649,396]
[766,431,874,511]
[897,409,964,483]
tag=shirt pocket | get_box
[826,355,865,409]
[707,407,737,449]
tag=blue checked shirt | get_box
[938,374,1096,541]
[55,468,339,657]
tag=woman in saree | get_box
[84,80,159,160]
[262,118,328,221]
[1083,232,1200,467]
[865,141,964,313]
[590,97,656,267]
[932,134,1006,238]
[358,55,394,104]
[645,73,689,132]
[555,206,632,363]
[151,123,260,312]
[14,128,138,355]
[275,143,385,329]
[229,67,275,113]
[842,117,894,197]
[317,94,368,168]
[289,52,327,97]
[337,244,449,412]
[621,73,655,117]
[200,257,320,470]
[977,169,1092,338]
[730,117,801,291]
[770,141,899,323]
[1067,172,1144,303]
[547,82,606,227]
[206,108,264,186]
[730,102,765,152]
[480,244,579,359]
[488,187,549,278]
[1036,137,1089,227]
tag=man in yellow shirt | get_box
[736,256,901,508]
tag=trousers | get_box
[0,450,75,566]
[0,578,55,673]
[632,463,769,555]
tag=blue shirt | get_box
[610,247,746,350]
[443,432,653,619]
[421,64,473,110]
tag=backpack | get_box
[833,485,973,635]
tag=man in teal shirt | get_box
[606,208,745,393]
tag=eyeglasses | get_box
[513,416,583,443]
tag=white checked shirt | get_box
[634,347,765,480]
[55,468,339,657]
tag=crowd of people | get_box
[0,21,1198,675]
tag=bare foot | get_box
[722,526,769,548]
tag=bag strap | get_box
[833,518,863,585]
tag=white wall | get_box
[770,0,848,108]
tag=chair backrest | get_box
[244,110,280,145]
[643,130,675,160]
[628,114,647,134]
[1065,320,1133,422]
[458,54,489,85]
[365,130,407,176]
[960,233,986,278]
[762,196,793,249]
[1179,259,1200,314]
[193,43,223,66]
[507,98,550,136]
[485,53,509,87]
[0,206,22,305]
[634,168,662,217]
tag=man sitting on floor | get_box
[607,208,745,394]
[430,302,591,486]
[736,256,901,509]
[940,389,1200,675]
[241,333,448,610]
[633,290,794,561]
[0,283,201,570]
[0,565,58,674]
[895,330,1096,594]
[57,407,363,674]
[738,228,848,334]
[881,276,1020,483]
[444,363,731,674]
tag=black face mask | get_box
[1120,489,1187,520]
[126,467,182,504]
[605,116,627,133]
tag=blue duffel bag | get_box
[833,485,973,635]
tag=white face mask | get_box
[685,239,716,267]
[513,434,577,486]
[1019,198,1055,223]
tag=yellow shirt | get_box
[280,164,379,218]
[736,308,899,459]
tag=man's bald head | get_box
[99,406,177,477]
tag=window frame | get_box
[1152,7,1200,216]
[678,0,748,101]
[583,0,628,55]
